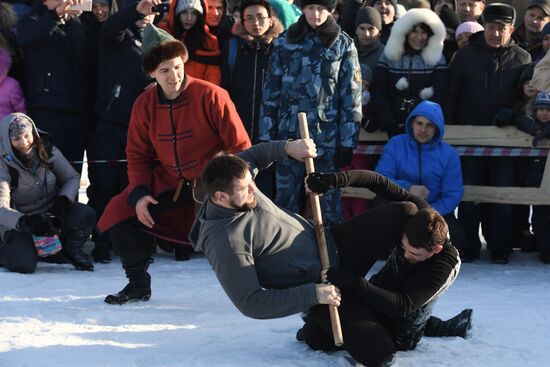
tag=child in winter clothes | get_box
[515,91,550,264]
[0,47,26,119]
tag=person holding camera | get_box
[0,113,95,273]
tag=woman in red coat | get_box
[98,22,250,305]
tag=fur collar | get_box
[286,15,341,48]
[231,17,284,45]
[384,8,446,65]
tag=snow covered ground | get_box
[1,248,549,367]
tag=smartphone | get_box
[70,0,92,12]
[152,3,170,13]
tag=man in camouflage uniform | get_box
[258,0,362,225]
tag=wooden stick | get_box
[298,112,344,347]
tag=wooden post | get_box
[298,112,344,347]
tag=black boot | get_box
[174,245,191,261]
[91,240,112,263]
[105,259,152,305]
[424,309,473,338]
[63,236,94,271]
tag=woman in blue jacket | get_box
[376,100,466,252]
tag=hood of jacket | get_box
[404,100,445,145]
[0,113,43,166]
[231,16,284,45]
[384,8,446,65]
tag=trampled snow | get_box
[1,250,549,367]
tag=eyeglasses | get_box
[244,15,269,23]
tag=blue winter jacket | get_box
[375,101,463,216]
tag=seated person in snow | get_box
[375,100,466,255]
[189,139,472,367]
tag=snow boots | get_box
[104,258,152,305]
[424,308,473,338]
[63,233,94,271]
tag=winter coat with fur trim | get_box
[446,32,531,125]
[258,15,362,156]
[221,18,284,143]
[372,8,447,131]
[375,101,463,216]
[0,113,80,239]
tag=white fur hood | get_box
[384,8,446,65]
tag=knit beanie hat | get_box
[439,5,460,29]
[299,0,337,10]
[455,21,484,39]
[9,115,33,140]
[519,63,536,89]
[175,0,204,15]
[535,91,550,110]
[542,22,550,38]
[142,23,177,54]
[370,0,397,13]
[355,6,382,31]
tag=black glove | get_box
[532,129,550,147]
[492,108,514,126]
[326,268,360,291]
[49,196,72,217]
[17,214,56,236]
[333,147,354,168]
[306,172,347,194]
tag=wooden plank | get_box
[341,186,550,205]
[359,126,550,148]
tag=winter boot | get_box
[91,240,112,263]
[63,234,94,271]
[174,245,191,261]
[104,259,152,305]
[424,309,473,338]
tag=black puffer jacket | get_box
[17,0,92,112]
[94,4,150,128]
[221,19,284,143]
[446,32,531,125]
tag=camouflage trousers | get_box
[275,156,343,226]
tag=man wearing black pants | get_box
[191,140,471,367]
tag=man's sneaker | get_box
[104,283,151,305]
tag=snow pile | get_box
[1,251,549,367]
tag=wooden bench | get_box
[341,126,550,205]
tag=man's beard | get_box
[230,196,257,212]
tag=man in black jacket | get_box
[86,0,156,262]
[446,3,531,264]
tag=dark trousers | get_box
[458,157,517,259]
[28,107,89,174]
[522,158,550,255]
[109,190,194,269]
[86,128,128,243]
[0,203,95,273]
[299,202,418,366]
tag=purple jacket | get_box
[0,48,26,118]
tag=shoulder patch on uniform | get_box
[353,69,362,85]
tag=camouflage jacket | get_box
[258,15,362,157]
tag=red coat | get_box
[97,77,251,243]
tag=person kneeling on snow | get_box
[190,140,472,367]
[0,113,95,273]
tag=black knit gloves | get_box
[17,214,57,237]
[306,172,348,194]
[49,196,72,217]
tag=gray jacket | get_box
[189,141,339,319]
[0,113,80,238]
